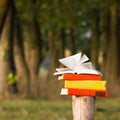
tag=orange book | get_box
[60,88,108,97]
[58,74,102,80]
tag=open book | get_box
[54,53,102,75]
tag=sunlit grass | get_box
[0,98,120,120]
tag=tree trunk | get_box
[13,20,30,97]
[70,28,76,55]
[46,30,57,99]
[0,6,11,99]
[15,0,42,98]
[0,0,9,32]
[118,8,120,81]
[0,0,8,22]
[22,23,41,98]
[100,6,110,76]
[58,28,65,58]
[104,2,119,96]
[46,28,65,99]
[106,2,119,83]
[90,5,100,69]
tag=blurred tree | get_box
[106,1,119,82]
[15,0,43,97]
[0,0,12,98]
[0,0,119,99]
[13,19,30,97]
[90,2,100,69]
[100,3,110,76]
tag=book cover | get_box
[65,80,106,90]
[58,74,102,80]
[60,88,108,97]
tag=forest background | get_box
[0,0,120,100]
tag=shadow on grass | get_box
[96,108,120,112]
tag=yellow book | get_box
[65,80,106,90]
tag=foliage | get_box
[7,71,18,85]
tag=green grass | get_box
[0,98,120,120]
[95,98,120,120]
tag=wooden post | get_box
[72,96,95,120]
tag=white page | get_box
[54,52,102,76]
[59,53,81,70]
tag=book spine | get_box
[60,88,108,97]
[65,80,106,90]
[58,74,102,80]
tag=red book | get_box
[58,74,102,80]
[60,88,108,97]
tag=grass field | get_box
[0,98,120,120]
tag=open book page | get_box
[54,52,102,76]
[59,53,82,70]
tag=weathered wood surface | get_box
[72,96,95,120]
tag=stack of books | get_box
[57,73,108,97]
[54,52,108,97]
